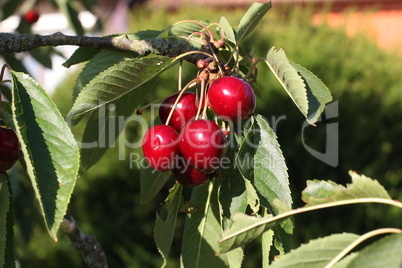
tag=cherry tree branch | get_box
[60,214,108,268]
[0,32,206,64]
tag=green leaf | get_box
[160,21,208,48]
[0,84,12,102]
[79,78,157,172]
[30,47,54,69]
[332,253,359,268]
[269,233,359,268]
[0,0,23,21]
[302,171,392,206]
[348,233,402,268]
[245,178,260,214]
[262,229,274,268]
[127,30,163,40]
[253,115,291,208]
[0,101,13,128]
[62,47,100,68]
[219,16,236,44]
[181,180,240,267]
[11,71,80,240]
[0,174,15,268]
[68,55,176,121]
[237,2,272,42]
[154,183,182,268]
[161,20,207,39]
[218,172,400,254]
[63,30,162,68]
[236,115,293,254]
[71,50,136,103]
[290,62,333,124]
[265,47,309,117]
[3,54,29,74]
[238,115,291,210]
[218,213,273,254]
[57,0,84,35]
[219,147,249,230]
[140,166,172,205]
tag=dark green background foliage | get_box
[10,4,402,267]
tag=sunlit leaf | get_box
[262,229,274,268]
[219,16,236,44]
[237,2,272,42]
[219,213,273,254]
[71,50,136,103]
[265,47,308,117]
[290,62,333,124]
[68,55,175,121]
[79,78,158,172]
[348,233,402,268]
[269,233,359,268]
[302,171,392,206]
[218,172,399,253]
[11,71,80,240]
[238,115,291,210]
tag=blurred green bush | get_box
[12,4,402,267]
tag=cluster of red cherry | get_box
[142,75,256,187]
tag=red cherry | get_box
[0,127,20,172]
[24,9,40,24]
[173,156,214,187]
[179,119,226,173]
[207,76,256,122]
[142,125,180,172]
[159,92,198,131]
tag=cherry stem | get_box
[202,80,212,119]
[165,78,199,125]
[0,80,11,86]
[175,50,213,61]
[324,228,402,268]
[232,44,242,76]
[178,60,183,91]
[204,38,225,74]
[0,64,11,83]
[207,22,227,41]
[243,56,263,83]
[195,79,206,120]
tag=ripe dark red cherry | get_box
[173,156,214,187]
[179,119,226,173]
[207,76,256,122]
[24,9,40,24]
[0,127,20,172]
[159,92,199,132]
[142,125,180,172]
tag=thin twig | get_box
[60,214,108,268]
[0,32,208,64]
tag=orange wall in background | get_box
[310,1,402,55]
